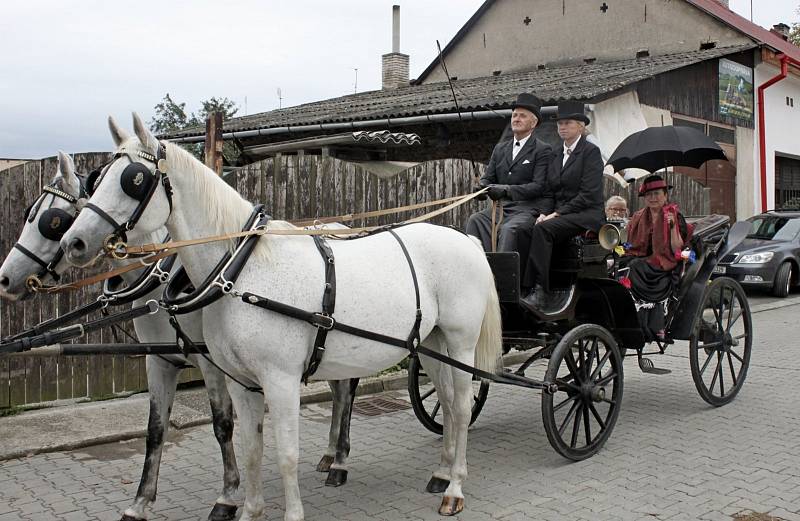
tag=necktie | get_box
[562,147,571,166]
[512,141,521,160]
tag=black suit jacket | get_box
[547,136,605,231]
[479,135,553,214]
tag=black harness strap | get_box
[302,235,337,383]
[240,227,425,382]
[3,299,104,342]
[168,314,263,394]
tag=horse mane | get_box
[162,141,298,257]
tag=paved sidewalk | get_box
[0,301,799,520]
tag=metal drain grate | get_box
[352,396,411,417]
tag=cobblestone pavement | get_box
[1,303,800,521]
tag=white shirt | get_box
[512,133,532,161]
[562,135,582,166]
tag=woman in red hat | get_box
[622,174,693,340]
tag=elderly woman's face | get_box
[644,188,668,210]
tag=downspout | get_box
[757,54,791,212]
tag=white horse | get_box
[0,148,242,521]
[0,138,363,519]
[60,113,503,521]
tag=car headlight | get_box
[738,252,774,264]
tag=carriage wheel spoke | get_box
[590,351,612,380]
[601,397,616,405]
[585,338,599,380]
[553,393,579,413]
[556,378,581,393]
[716,291,727,331]
[570,401,582,448]
[710,305,722,331]
[733,333,748,340]
[420,387,436,401]
[708,352,722,392]
[564,349,582,383]
[699,348,716,376]
[589,403,606,429]
[558,400,581,437]
[431,401,441,419]
[725,309,743,333]
[583,403,592,445]
[596,371,618,387]
[726,351,738,387]
[729,350,744,363]
[726,288,735,325]
[717,352,725,396]
[697,341,723,350]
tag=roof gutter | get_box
[168,109,519,144]
[757,54,800,212]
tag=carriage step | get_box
[638,357,671,375]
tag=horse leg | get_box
[325,378,359,487]
[263,370,304,521]
[194,357,240,521]
[437,332,477,516]
[121,356,179,521]
[227,382,267,521]
[419,336,456,494]
[316,380,343,473]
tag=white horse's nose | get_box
[68,237,86,254]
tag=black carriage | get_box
[408,214,753,460]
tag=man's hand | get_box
[487,184,510,201]
[536,211,559,224]
[472,185,488,201]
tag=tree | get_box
[149,94,241,164]
[149,93,189,134]
[791,5,800,46]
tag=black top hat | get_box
[511,93,542,121]
[555,100,590,125]
[638,174,674,196]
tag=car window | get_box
[747,216,800,241]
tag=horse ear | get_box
[132,112,159,153]
[56,150,81,197]
[108,116,129,147]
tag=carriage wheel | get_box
[407,355,490,436]
[689,277,752,406]
[542,324,623,461]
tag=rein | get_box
[109,188,488,258]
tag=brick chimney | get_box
[771,23,791,41]
[382,5,409,89]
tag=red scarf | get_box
[626,207,682,271]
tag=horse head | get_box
[0,151,84,300]
[62,113,173,267]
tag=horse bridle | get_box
[83,142,173,253]
[13,184,83,287]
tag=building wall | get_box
[736,126,756,218]
[0,159,28,171]
[420,0,751,83]
[754,62,800,213]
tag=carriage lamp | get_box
[738,252,774,263]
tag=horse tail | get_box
[474,266,503,374]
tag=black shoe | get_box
[520,285,545,311]
[539,286,574,315]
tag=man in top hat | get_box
[466,92,553,257]
[521,100,605,314]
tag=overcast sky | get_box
[1,0,797,159]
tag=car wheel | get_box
[772,262,792,298]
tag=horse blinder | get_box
[120,162,156,201]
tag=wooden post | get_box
[204,111,224,175]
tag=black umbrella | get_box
[606,125,728,173]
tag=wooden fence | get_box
[0,153,709,408]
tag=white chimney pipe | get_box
[392,5,400,53]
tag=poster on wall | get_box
[719,58,754,121]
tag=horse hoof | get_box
[438,496,464,516]
[316,454,334,473]
[208,502,238,521]
[425,476,450,494]
[120,515,145,521]
[325,468,348,487]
